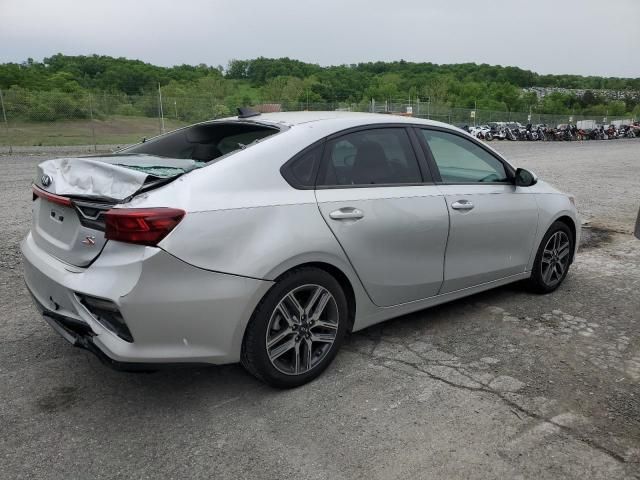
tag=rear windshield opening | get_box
[120,122,280,162]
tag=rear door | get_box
[314,126,449,307]
[417,128,539,293]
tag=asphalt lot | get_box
[1,140,639,479]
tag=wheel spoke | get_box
[285,292,305,318]
[555,262,564,276]
[310,320,338,331]
[269,338,296,361]
[542,264,554,283]
[267,327,293,348]
[558,243,570,260]
[304,338,313,370]
[308,291,331,321]
[304,286,324,316]
[311,332,335,343]
[276,304,296,327]
[293,342,301,374]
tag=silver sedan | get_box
[22,111,579,387]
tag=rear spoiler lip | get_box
[32,184,73,207]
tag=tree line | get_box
[1,54,639,121]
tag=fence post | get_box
[88,94,97,152]
[157,83,165,134]
[0,88,12,154]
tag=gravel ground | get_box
[0,140,639,479]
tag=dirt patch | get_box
[36,386,79,413]
[580,226,614,249]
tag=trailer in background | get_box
[612,119,632,128]
[577,120,597,130]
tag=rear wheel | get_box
[241,267,348,388]
[528,221,574,293]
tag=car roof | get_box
[220,110,454,130]
[213,110,513,165]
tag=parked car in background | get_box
[22,111,580,388]
[468,125,493,140]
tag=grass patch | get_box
[0,116,189,147]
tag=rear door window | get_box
[318,128,422,186]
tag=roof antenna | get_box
[237,107,261,119]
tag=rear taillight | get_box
[104,208,185,246]
[32,184,72,207]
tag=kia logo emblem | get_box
[41,174,52,187]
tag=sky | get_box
[1,0,639,78]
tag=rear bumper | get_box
[26,288,174,371]
[21,232,273,365]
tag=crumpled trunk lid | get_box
[32,155,197,267]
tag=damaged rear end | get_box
[31,155,192,267]
[21,118,281,367]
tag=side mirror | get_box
[515,168,538,187]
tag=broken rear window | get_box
[120,122,281,162]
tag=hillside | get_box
[1,54,639,119]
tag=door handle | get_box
[451,200,474,211]
[329,207,364,220]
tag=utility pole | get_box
[474,100,477,127]
[0,88,11,154]
[157,83,165,134]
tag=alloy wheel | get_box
[265,284,339,375]
[540,231,571,287]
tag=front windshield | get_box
[120,121,280,162]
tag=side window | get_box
[318,128,422,186]
[421,130,509,183]
[282,144,323,187]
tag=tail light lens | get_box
[105,208,185,246]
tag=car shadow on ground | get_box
[63,279,534,399]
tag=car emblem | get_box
[81,236,96,246]
[41,174,52,187]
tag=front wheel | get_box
[528,221,574,293]
[241,267,348,388]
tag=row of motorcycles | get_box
[463,122,640,141]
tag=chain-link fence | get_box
[0,90,636,152]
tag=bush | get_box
[25,90,88,121]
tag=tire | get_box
[528,221,574,294]
[241,267,348,388]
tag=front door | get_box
[418,128,539,293]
